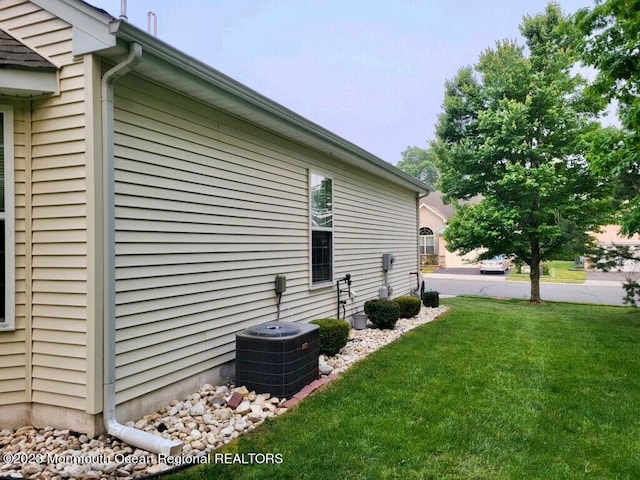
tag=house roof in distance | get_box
[422,191,483,219]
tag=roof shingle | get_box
[0,29,56,70]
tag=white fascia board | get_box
[31,0,116,55]
[0,68,58,96]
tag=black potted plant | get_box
[422,289,439,308]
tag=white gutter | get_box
[101,42,182,457]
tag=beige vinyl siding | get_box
[112,74,418,403]
[0,0,71,67]
[0,102,26,405]
[420,205,446,265]
[336,176,418,295]
[0,1,89,411]
[31,59,88,410]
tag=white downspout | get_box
[101,42,182,456]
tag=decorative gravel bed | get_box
[0,305,447,480]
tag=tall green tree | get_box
[575,0,640,236]
[433,3,611,302]
[396,146,439,186]
[574,0,640,305]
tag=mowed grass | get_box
[508,260,586,283]
[163,297,640,480]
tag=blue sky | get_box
[93,0,596,164]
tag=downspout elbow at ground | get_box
[101,42,182,457]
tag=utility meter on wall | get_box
[382,253,394,271]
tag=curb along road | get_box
[423,272,623,288]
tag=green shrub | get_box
[394,295,422,318]
[310,318,350,355]
[422,290,439,308]
[363,299,400,329]
[420,254,439,266]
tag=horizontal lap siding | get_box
[0,102,26,405]
[31,53,87,410]
[0,1,88,411]
[113,76,419,403]
[113,78,310,403]
[336,175,418,301]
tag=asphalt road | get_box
[422,271,630,306]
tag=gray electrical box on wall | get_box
[275,275,287,294]
[382,253,394,271]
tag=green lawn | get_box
[508,260,586,283]
[162,298,640,480]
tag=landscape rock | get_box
[0,305,447,479]
[318,363,334,375]
[235,401,251,415]
[213,408,233,421]
[189,402,207,417]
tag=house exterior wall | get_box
[0,0,94,431]
[419,204,446,235]
[590,224,640,272]
[442,243,480,269]
[1,0,423,434]
[0,99,27,418]
[419,204,445,265]
[592,224,640,246]
[111,74,419,412]
[419,200,481,269]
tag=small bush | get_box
[422,290,439,308]
[394,295,421,318]
[420,254,439,266]
[364,299,400,329]
[310,318,350,355]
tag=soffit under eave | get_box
[0,67,58,96]
[30,0,116,57]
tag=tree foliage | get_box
[396,146,439,186]
[433,3,611,302]
[574,0,640,306]
[575,0,640,237]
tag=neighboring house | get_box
[419,191,480,268]
[590,225,640,272]
[0,0,430,441]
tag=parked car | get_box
[479,255,510,274]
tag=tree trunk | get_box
[529,238,542,303]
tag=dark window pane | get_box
[312,230,332,283]
[0,113,4,212]
[0,220,4,321]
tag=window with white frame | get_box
[310,172,333,285]
[0,106,15,331]
[419,227,435,255]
